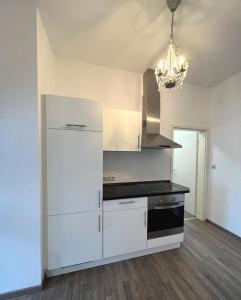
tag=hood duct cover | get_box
[142,69,181,149]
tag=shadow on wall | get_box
[103,149,171,182]
[208,145,241,236]
[207,183,229,228]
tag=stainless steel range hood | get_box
[142,69,181,149]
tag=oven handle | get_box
[152,203,184,210]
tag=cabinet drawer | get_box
[45,95,102,132]
[103,197,147,211]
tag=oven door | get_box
[148,201,184,239]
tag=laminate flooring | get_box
[184,211,195,220]
[8,219,241,300]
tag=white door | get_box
[103,208,147,258]
[47,129,102,215]
[48,211,102,270]
[103,109,142,151]
[173,130,197,215]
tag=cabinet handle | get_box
[98,190,101,208]
[153,203,184,210]
[119,201,135,205]
[138,134,141,149]
[144,211,147,227]
[65,124,87,128]
[98,214,101,233]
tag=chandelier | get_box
[155,0,188,91]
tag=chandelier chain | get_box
[170,12,174,42]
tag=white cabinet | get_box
[47,129,102,215]
[103,109,142,151]
[48,211,102,270]
[45,95,102,131]
[103,198,147,258]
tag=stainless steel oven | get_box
[147,194,184,239]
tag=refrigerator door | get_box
[48,211,102,270]
[47,129,103,215]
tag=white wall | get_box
[208,72,241,237]
[54,59,210,182]
[161,84,210,137]
[0,1,41,294]
[37,12,55,95]
[37,11,56,274]
[54,57,142,111]
[103,150,171,182]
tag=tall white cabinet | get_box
[44,95,103,270]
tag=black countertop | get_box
[103,180,190,201]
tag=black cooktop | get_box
[103,180,189,200]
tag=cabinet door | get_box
[48,211,102,270]
[45,95,102,132]
[103,109,142,151]
[47,129,102,215]
[103,208,147,258]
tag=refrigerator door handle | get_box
[98,214,101,232]
[98,190,101,208]
[65,124,87,128]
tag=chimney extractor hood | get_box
[142,69,182,149]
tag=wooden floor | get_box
[184,211,195,220]
[11,219,241,300]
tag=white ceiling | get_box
[39,0,241,86]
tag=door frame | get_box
[171,125,209,221]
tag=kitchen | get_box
[1,0,241,299]
[44,69,190,276]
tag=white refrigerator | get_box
[44,95,103,270]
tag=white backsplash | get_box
[103,149,172,183]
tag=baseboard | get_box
[41,272,47,290]
[206,219,241,240]
[0,285,42,300]
[47,242,181,277]
[0,273,47,300]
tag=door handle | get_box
[65,124,87,128]
[144,211,147,227]
[98,214,101,233]
[98,190,101,208]
[153,203,184,210]
[138,134,141,149]
[119,201,135,205]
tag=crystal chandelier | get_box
[155,0,188,91]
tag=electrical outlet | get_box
[103,176,116,182]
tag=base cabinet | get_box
[48,211,102,270]
[103,208,147,258]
